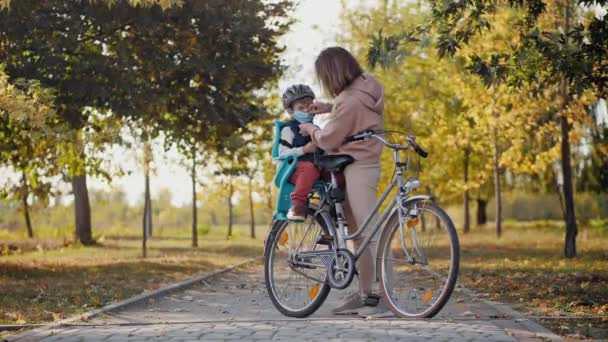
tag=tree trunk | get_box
[73,174,93,245]
[463,147,471,234]
[561,113,578,258]
[248,177,255,239]
[142,140,152,258]
[146,179,153,238]
[560,0,577,259]
[266,186,273,211]
[421,213,426,232]
[227,179,233,238]
[476,199,488,226]
[492,93,503,238]
[191,150,198,248]
[71,129,93,245]
[146,141,153,238]
[143,171,151,257]
[21,171,33,238]
[210,210,218,226]
[142,178,148,258]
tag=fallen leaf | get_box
[459,311,479,318]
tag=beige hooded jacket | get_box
[310,74,384,162]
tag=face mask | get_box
[293,111,313,123]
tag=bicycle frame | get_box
[316,145,431,262]
[287,133,433,279]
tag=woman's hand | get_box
[299,123,318,137]
[302,142,318,154]
[307,101,332,114]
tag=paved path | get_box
[10,262,561,341]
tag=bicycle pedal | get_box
[363,294,381,307]
[316,234,334,245]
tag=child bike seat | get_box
[314,154,354,172]
[271,120,325,221]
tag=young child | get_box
[278,84,321,220]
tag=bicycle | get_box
[264,130,460,318]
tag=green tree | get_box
[215,133,250,239]
[0,0,293,248]
[0,1,137,244]
[0,70,69,238]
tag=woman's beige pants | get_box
[342,160,381,295]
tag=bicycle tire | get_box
[378,199,460,318]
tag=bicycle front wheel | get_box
[379,199,460,318]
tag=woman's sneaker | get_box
[332,293,380,315]
[332,292,364,315]
[287,205,306,221]
[358,297,392,317]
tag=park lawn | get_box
[458,222,608,339]
[0,224,269,334]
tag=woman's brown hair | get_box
[315,47,363,98]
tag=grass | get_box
[0,224,269,337]
[457,223,608,339]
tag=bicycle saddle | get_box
[315,154,354,171]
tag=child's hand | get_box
[299,123,317,137]
[307,101,332,114]
[302,142,317,154]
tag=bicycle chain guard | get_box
[327,249,355,289]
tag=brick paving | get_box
[8,263,562,341]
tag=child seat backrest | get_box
[272,120,298,219]
[271,120,286,159]
[271,119,326,220]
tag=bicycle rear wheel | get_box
[264,209,332,317]
[379,199,459,318]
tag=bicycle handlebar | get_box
[344,130,428,158]
[412,141,428,158]
[343,130,375,143]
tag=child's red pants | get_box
[289,161,320,207]
[289,161,345,207]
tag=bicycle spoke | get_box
[381,201,458,318]
[268,217,329,313]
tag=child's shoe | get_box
[286,205,306,221]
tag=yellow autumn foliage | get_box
[339,1,595,203]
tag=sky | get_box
[87,0,347,206]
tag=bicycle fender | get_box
[401,195,434,206]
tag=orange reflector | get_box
[279,231,288,246]
[422,289,433,304]
[407,216,419,228]
[309,284,319,299]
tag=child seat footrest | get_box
[316,234,334,245]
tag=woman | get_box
[299,46,385,314]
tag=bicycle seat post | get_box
[329,170,348,249]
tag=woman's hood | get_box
[346,73,384,114]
